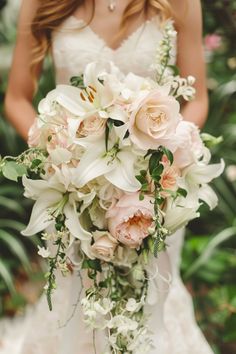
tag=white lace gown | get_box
[0,16,214,354]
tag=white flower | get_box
[49,148,73,165]
[44,62,120,120]
[163,199,200,233]
[73,135,141,193]
[178,158,225,210]
[125,298,140,312]
[37,246,51,258]
[107,315,138,334]
[21,173,96,258]
[94,298,114,315]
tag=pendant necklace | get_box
[108,0,116,12]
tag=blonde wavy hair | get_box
[31,0,172,79]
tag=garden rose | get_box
[77,114,106,137]
[91,231,118,261]
[160,162,180,195]
[173,121,204,168]
[129,89,181,150]
[106,193,154,249]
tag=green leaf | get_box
[0,219,26,231]
[70,75,85,89]
[0,259,15,295]
[151,164,164,180]
[167,64,180,76]
[0,229,31,272]
[82,259,102,272]
[139,193,145,201]
[141,183,149,192]
[201,133,223,148]
[2,161,27,182]
[135,174,146,184]
[0,196,24,214]
[184,226,236,278]
[177,188,188,198]
[31,159,42,169]
[161,147,174,165]
[149,152,162,174]
[105,119,114,151]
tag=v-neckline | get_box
[69,16,157,52]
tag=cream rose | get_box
[106,193,154,249]
[129,89,181,150]
[77,114,106,137]
[91,231,118,261]
[173,121,205,168]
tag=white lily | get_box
[178,159,225,210]
[45,63,120,120]
[164,201,200,233]
[21,173,96,258]
[73,133,141,192]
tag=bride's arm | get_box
[4,0,43,141]
[172,0,208,128]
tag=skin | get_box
[4,0,208,141]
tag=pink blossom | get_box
[204,34,222,52]
[106,193,154,249]
[173,121,204,169]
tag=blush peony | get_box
[106,193,154,249]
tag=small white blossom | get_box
[37,246,51,258]
[126,298,139,312]
[107,315,138,335]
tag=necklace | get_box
[107,0,116,12]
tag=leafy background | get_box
[0,1,235,353]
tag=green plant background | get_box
[0,1,235,353]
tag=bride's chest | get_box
[51,16,177,84]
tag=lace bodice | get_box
[52,15,177,84]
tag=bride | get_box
[2,0,213,353]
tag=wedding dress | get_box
[0,15,214,354]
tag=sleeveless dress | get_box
[0,16,214,354]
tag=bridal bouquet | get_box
[0,22,224,353]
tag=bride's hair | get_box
[31,0,172,78]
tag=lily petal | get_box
[64,203,94,258]
[105,151,141,192]
[22,191,62,236]
[164,205,200,233]
[198,184,218,210]
[22,176,50,200]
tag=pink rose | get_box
[204,34,222,52]
[160,162,180,195]
[129,89,181,150]
[77,115,106,137]
[91,231,118,262]
[106,193,154,249]
[173,121,204,168]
